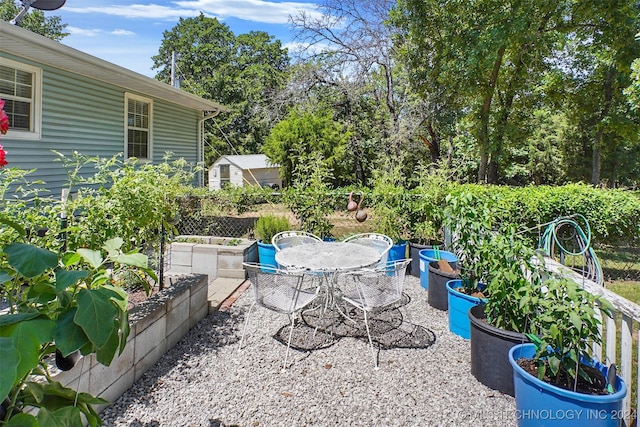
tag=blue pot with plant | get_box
[254,215,290,270]
[419,248,457,290]
[446,279,486,339]
[508,278,625,427]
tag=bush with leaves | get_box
[57,152,196,254]
[282,151,336,238]
[0,229,156,426]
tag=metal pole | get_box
[159,223,165,290]
[60,188,69,251]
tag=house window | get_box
[0,58,42,139]
[125,93,152,160]
[220,164,230,188]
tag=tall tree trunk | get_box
[477,44,506,183]
[592,66,615,185]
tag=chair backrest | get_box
[242,262,308,314]
[343,233,393,265]
[341,259,411,309]
[272,230,322,252]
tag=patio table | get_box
[275,241,381,273]
[275,241,382,310]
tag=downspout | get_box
[198,109,221,188]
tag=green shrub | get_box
[254,214,290,243]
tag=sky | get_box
[30,0,322,77]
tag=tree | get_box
[262,108,349,187]
[152,14,289,164]
[0,0,67,40]
[393,0,573,183]
[291,0,431,182]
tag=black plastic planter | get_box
[468,304,528,397]
[427,261,460,311]
[55,349,80,371]
[408,242,431,277]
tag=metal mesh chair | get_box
[272,230,323,252]
[338,259,412,368]
[343,233,393,267]
[240,262,320,370]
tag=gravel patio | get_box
[100,275,517,426]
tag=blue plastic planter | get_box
[419,249,457,290]
[257,241,277,272]
[387,241,408,262]
[509,343,627,427]
[446,279,486,339]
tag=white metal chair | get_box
[338,259,412,368]
[240,262,320,370]
[343,233,393,267]
[272,230,323,252]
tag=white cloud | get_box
[62,5,202,20]
[112,29,136,36]
[66,26,103,37]
[63,1,321,25]
[175,0,321,24]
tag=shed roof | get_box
[0,21,227,114]
[214,154,278,170]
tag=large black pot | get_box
[427,261,460,311]
[408,242,431,277]
[469,304,528,397]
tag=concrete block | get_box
[134,340,167,382]
[167,296,189,337]
[217,268,246,279]
[170,243,195,267]
[88,342,134,396]
[96,367,135,409]
[167,320,190,350]
[192,245,218,273]
[217,253,243,271]
[134,313,167,364]
[190,303,209,328]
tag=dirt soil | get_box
[517,358,609,395]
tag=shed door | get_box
[220,164,230,188]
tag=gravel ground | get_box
[100,275,516,427]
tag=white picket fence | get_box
[544,258,639,427]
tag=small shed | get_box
[208,154,281,190]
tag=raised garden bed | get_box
[167,236,258,279]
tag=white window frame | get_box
[124,93,153,161]
[0,57,42,140]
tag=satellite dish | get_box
[31,0,66,11]
[10,0,65,25]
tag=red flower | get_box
[0,145,7,168]
[0,99,8,135]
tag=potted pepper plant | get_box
[509,277,625,427]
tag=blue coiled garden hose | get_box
[538,214,604,286]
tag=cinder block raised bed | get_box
[167,236,258,279]
[51,274,209,413]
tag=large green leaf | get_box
[4,243,58,278]
[103,237,124,258]
[55,269,89,292]
[0,215,26,237]
[95,320,119,366]
[0,337,19,401]
[37,406,84,427]
[0,311,40,327]
[53,308,89,357]
[4,413,38,427]
[114,253,148,268]
[0,319,54,392]
[75,289,116,349]
[77,249,102,270]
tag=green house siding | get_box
[1,54,202,197]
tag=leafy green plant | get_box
[370,163,410,243]
[443,192,495,290]
[0,226,156,426]
[283,151,335,238]
[254,214,290,243]
[527,277,613,392]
